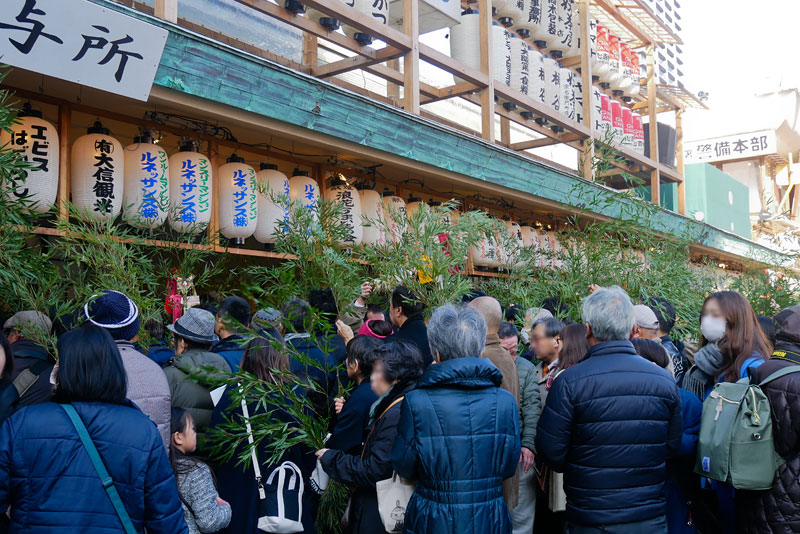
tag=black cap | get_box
[19,103,42,118]
[179,140,198,152]
[132,135,153,144]
[260,162,278,170]
[87,121,109,135]
[227,154,245,163]
[381,187,395,197]
[292,168,309,177]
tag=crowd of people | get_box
[0,280,797,534]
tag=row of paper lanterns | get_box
[472,221,567,270]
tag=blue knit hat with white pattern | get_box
[84,290,141,341]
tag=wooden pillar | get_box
[676,108,686,214]
[500,117,511,146]
[154,0,178,23]
[579,0,595,181]
[57,103,71,222]
[303,33,318,68]
[402,0,420,114]
[478,0,495,142]
[387,59,401,103]
[207,140,220,242]
[646,44,660,206]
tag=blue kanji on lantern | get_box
[140,151,157,174]
[304,183,316,201]
[140,189,159,219]
[232,169,249,227]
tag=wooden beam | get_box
[478,0,495,142]
[300,0,412,51]
[311,45,402,77]
[422,82,479,104]
[303,33,318,68]
[676,108,686,214]
[594,0,655,44]
[500,117,511,146]
[646,44,660,205]
[579,0,595,181]
[386,59,401,103]
[494,84,592,137]
[402,0,420,114]
[511,137,577,150]
[365,63,439,101]
[154,0,178,23]
[57,103,71,222]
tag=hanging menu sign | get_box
[0,0,168,101]
[684,130,777,164]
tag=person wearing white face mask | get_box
[682,291,771,402]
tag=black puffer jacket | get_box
[737,348,800,534]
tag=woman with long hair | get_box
[546,323,589,390]
[683,291,771,400]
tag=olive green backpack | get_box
[695,365,800,490]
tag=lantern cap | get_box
[132,135,153,144]
[260,162,279,170]
[19,103,42,118]
[381,188,396,197]
[429,199,442,207]
[87,121,110,135]
[227,154,245,163]
[461,7,478,15]
[330,173,348,186]
[292,168,310,177]
[179,141,198,152]
[407,194,422,203]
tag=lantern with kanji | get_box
[123,135,169,228]
[497,0,524,28]
[359,188,385,245]
[169,142,213,234]
[617,42,634,94]
[599,93,613,137]
[611,99,623,145]
[325,176,363,245]
[382,190,407,244]
[549,0,573,58]
[625,51,642,98]
[503,219,524,267]
[594,25,611,78]
[288,169,319,232]
[0,105,59,214]
[529,48,546,106]
[543,56,560,114]
[537,228,554,268]
[405,195,426,220]
[72,121,123,221]
[622,107,635,149]
[254,163,290,246]
[218,155,257,243]
[529,0,558,49]
[603,32,621,86]
[492,23,512,87]
[559,67,575,120]
[633,115,645,154]
[510,34,530,95]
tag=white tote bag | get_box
[375,471,415,533]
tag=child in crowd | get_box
[171,408,232,534]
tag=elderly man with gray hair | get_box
[535,286,682,534]
[391,304,521,534]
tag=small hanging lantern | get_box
[325,174,363,245]
[617,42,634,95]
[611,99,623,146]
[528,0,558,49]
[71,121,124,221]
[381,189,407,244]
[603,32,621,86]
[549,0,573,58]
[218,154,257,244]
[509,34,530,95]
[123,133,169,229]
[405,194,426,220]
[622,107,635,149]
[288,168,320,232]
[537,228,554,268]
[492,23,512,87]
[529,49,546,107]
[633,115,645,155]
[0,103,59,214]
[359,188,385,245]
[594,25,611,80]
[169,141,213,234]
[625,51,642,98]
[254,163,290,247]
[543,57,561,114]
[573,73,585,124]
[600,93,613,137]
[559,67,575,120]
[503,219,524,268]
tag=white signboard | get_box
[684,129,777,164]
[0,0,168,101]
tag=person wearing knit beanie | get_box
[84,290,141,342]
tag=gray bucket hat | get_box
[167,307,219,344]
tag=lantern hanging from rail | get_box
[599,93,612,138]
[543,56,560,115]
[591,85,603,134]
[549,0,573,59]
[405,195,426,221]
[622,107,635,149]
[218,155,257,244]
[515,0,536,39]
[449,9,481,85]
[573,73,584,124]
[169,141,212,235]
[325,175,363,245]
[359,188,385,245]
[603,32,621,87]
[559,67,575,121]
[123,134,169,229]
[471,234,498,270]
[288,169,319,233]
[254,163,290,246]
[342,0,389,45]
[537,228,554,268]
[625,52,642,98]
[633,115,645,155]
[616,42,634,95]
[520,225,537,249]
[497,0,524,28]
[503,219,524,268]
[72,121,123,222]
[381,189,407,244]
[529,48,546,107]
[0,104,59,214]
[594,25,611,79]
[528,0,558,49]
[509,34,530,95]
[492,23,512,87]
[549,231,565,269]
[611,99,623,146]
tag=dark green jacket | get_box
[164,349,231,432]
[516,356,541,452]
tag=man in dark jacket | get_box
[737,305,800,534]
[386,286,432,367]
[212,296,250,371]
[536,286,682,534]
[3,311,54,407]
[391,304,520,534]
[647,297,690,385]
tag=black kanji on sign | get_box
[72,25,143,83]
[0,0,63,55]
[732,139,748,154]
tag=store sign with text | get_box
[0,0,168,101]
[684,130,777,164]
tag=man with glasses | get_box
[531,317,564,405]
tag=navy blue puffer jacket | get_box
[535,340,682,526]
[391,357,520,534]
[0,401,188,533]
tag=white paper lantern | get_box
[594,25,611,78]
[0,107,58,214]
[549,231,565,269]
[633,115,645,154]
[254,163,290,245]
[622,107,635,148]
[497,0,524,28]
[611,99,623,145]
[169,143,213,234]
[343,0,388,45]
[405,195,426,220]
[529,0,558,49]
[71,121,123,221]
[550,0,573,58]
[382,191,407,244]
[537,229,554,268]
[592,85,603,133]
[449,9,481,85]
[543,57,560,114]
[472,235,498,270]
[599,93,613,137]
[625,50,642,98]
[617,42,634,94]
[503,220,524,267]
[492,24,512,87]
[123,136,169,229]
[359,189,384,245]
[529,49,546,106]
[510,35,530,94]
[218,155,257,242]
[289,169,320,234]
[326,180,363,245]
[573,73,585,124]
[559,68,575,120]
[602,32,621,85]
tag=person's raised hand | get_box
[334,396,346,415]
[357,282,373,306]
[336,319,355,344]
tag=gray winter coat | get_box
[515,356,541,452]
[175,457,232,534]
[116,340,171,450]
